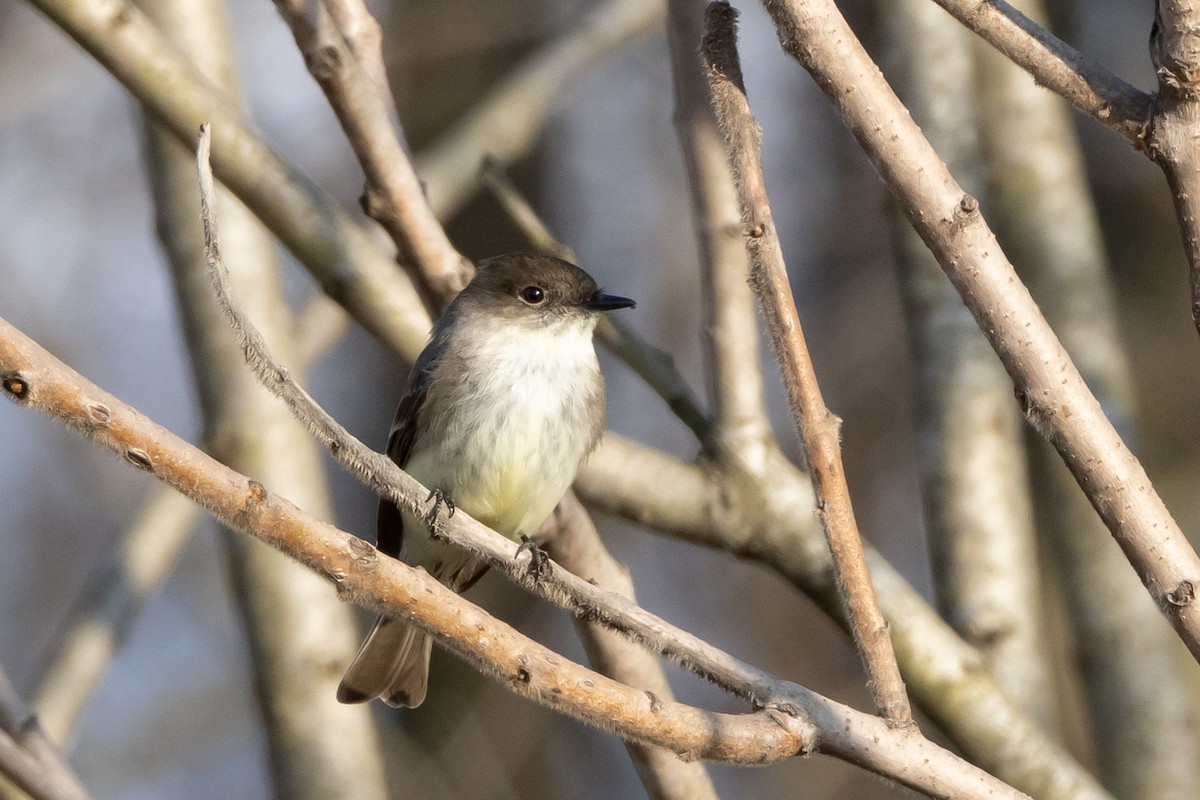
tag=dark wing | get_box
[375,344,442,558]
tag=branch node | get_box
[124,448,153,471]
[347,535,379,571]
[1167,580,1196,607]
[305,45,343,81]
[84,401,112,425]
[1,372,29,401]
[956,193,979,218]
[246,479,267,503]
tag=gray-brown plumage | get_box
[337,253,634,707]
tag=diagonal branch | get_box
[928,0,1151,145]
[701,3,912,726]
[274,0,472,308]
[759,0,1200,664]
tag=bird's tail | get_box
[336,615,432,708]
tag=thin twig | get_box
[759,0,1200,664]
[274,0,471,309]
[191,124,1028,797]
[701,3,912,725]
[928,0,1151,145]
[0,665,91,800]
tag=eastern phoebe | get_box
[337,253,635,708]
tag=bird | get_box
[337,252,635,707]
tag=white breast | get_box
[406,317,603,538]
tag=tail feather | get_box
[337,616,432,708]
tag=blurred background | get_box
[1,0,1197,798]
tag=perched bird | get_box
[337,253,635,707]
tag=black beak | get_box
[585,291,636,311]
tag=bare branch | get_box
[274,0,472,308]
[577,438,1115,800]
[540,496,720,800]
[928,0,1151,145]
[977,2,1200,792]
[702,2,912,725]
[0,665,91,800]
[884,0,1055,726]
[416,0,665,220]
[760,0,1200,663]
[1149,0,1200,340]
[26,0,431,360]
[666,0,768,459]
[323,0,397,128]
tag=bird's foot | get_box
[517,534,552,580]
[424,488,456,530]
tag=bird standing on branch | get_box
[338,253,635,708]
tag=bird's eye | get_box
[519,285,546,304]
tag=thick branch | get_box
[760,0,1200,663]
[702,3,912,725]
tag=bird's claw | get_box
[517,534,551,580]
[424,488,455,528]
